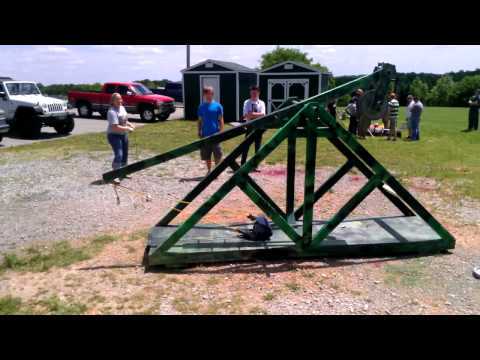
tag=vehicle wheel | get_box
[0,135,3,143]
[99,110,108,119]
[54,116,75,135]
[157,114,170,122]
[77,102,92,118]
[17,112,42,139]
[140,106,156,122]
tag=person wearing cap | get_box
[465,89,480,132]
[240,85,266,170]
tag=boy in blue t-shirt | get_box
[197,86,225,174]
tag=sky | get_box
[1,45,479,85]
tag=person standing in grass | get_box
[240,85,266,170]
[107,93,135,184]
[465,89,480,132]
[198,86,225,175]
[346,89,363,135]
[409,96,423,141]
[386,92,400,141]
[405,94,414,139]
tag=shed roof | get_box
[261,61,327,73]
[182,59,257,73]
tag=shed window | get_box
[284,64,293,70]
[206,62,213,68]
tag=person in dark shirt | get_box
[346,89,364,136]
[327,99,337,119]
[465,89,480,132]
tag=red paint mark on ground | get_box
[261,168,287,177]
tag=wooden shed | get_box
[182,59,258,122]
[259,61,331,113]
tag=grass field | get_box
[1,106,479,200]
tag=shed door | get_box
[287,79,309,100]
[199,75,220,102]
[267,79,287,113]
[267,78,310,113]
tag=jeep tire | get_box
[17,111,42,139]
[54,116,75,135]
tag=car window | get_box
[117,86,130,95]
[105,84,116,94]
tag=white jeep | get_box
[0,79,75,138]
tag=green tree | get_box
[409,78,429,102]
[259,46,330,73]
[428,75,455,106]
[451,75,480,107]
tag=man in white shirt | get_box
[405,94,414,139]
[240,85,266,169]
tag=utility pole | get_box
[186,45,190,69]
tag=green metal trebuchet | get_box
[103,63,455,268]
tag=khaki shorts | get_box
[200,143,222,161]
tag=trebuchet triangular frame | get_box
[102,63,455,268]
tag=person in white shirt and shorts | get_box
[240,85,266,170]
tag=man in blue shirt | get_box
[198,86,225,174]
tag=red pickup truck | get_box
[68,82,175,122]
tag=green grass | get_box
[0,295,87,315]
[36,296,87,315]
[0,234,117,274]
[384,259,428,288]
[1,107,478,199]
[0,296,24,315]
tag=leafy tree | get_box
[451,75,480,107]
[259,46,330,73]
[428,75,455,106]
[409,78,429,102]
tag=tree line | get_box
[335,69,480,107]
[37,44,480,108]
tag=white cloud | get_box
[138,59,155,65]
[44,46,70,53]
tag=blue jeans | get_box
[107,133,129,170]
[410,117,420,140]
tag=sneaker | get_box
[113,178,121,185]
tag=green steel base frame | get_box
[146,216,449,267]
[103,63,455,269]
